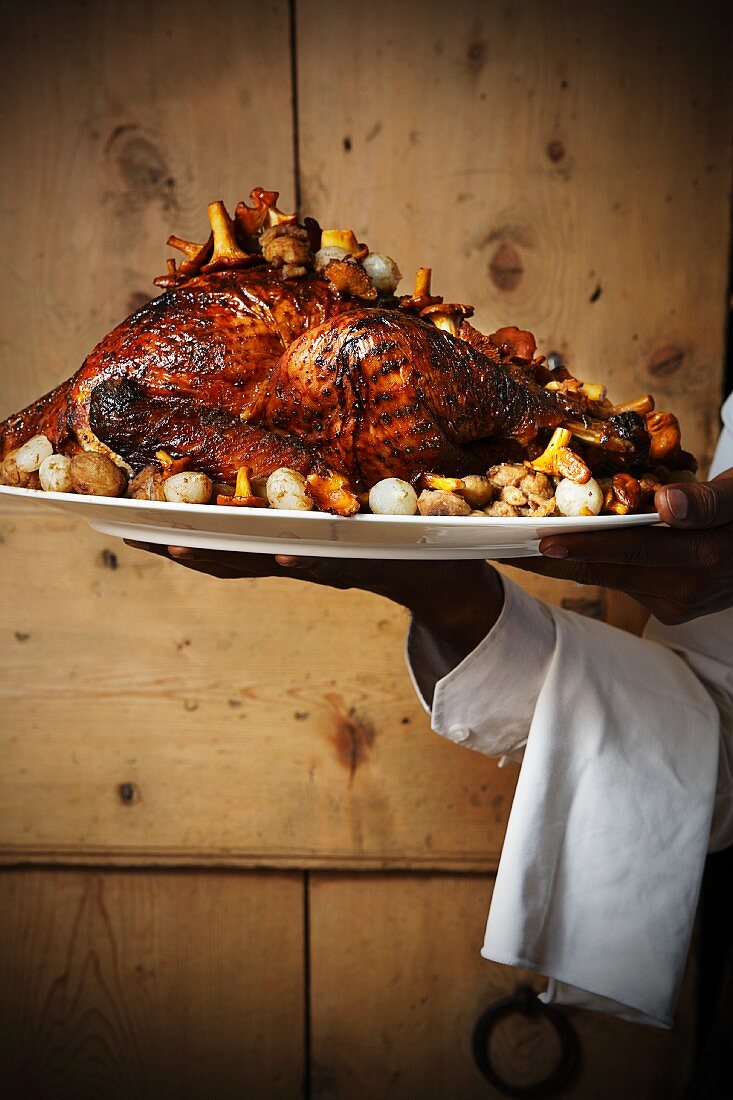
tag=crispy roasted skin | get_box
[0,268,565,487]
[89,378,326,482]
[255,309,563,485]
[0,267,356,458]
[0,380,73,455]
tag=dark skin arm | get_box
[512,470,733,625]
[125,467,733,645]
[125,543,506,665]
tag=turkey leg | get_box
[88,378,355,504]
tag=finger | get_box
[167,546,240,571]
[505,557,590,581]
[166,559,251,579]
[123,539,178,561]
[166,547,282,579]
[535,527,720,570]
[507,555,684,599]
[506,557,628,587]
[275,555,362,589]
[123,541,240,576]
[656,468,733,529]
[275,555,318,569]
[165,546,281,577]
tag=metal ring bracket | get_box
[472,983,580,1096]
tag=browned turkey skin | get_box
[253,309,564,487]
[0,268,565,490]
[0,266,356,458]
[88,377,326,483]
[0,187,695,515]
[86,307,563,490]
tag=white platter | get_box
[0,484,661,559]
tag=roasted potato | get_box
[70,452,128,497]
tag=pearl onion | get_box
[555,477,603,517]
[266,468,314,510]
[39,453,73,493]
[314,246,350,273]
[15,434,53,473]
[361,253,402,295]
[163,471,213,504]
[369,478,418,515]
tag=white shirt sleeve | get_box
[642,392,733,853]
[406,576,556,761]
[404,394,733,1028]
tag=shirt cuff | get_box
[404,574,556,758]
[539,979,670,1028]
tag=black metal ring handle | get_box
[472,983,580,1097]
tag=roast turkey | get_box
[0,188,694,515]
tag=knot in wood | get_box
[489,242,524,292]
[647,344,686,378]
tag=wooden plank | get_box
[309,874,696,1099]
[0,0,518,872]
[296,0,731,472]
[0,867,305,1099]
[0,0,295,423]
[0,511,519,869]
[1,0,731,871]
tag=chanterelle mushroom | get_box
[201,201,258,273]
[645,411,682,462]
[399,267,443,313]
[490,326,537,363]
[163,232,214,283]
[324,258,377,300]
[529,427,591,483]
[234,187,297,247]
[419,301,474,336]
[320,228,368,259]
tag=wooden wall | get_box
[0,1,730,1096]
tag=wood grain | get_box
[0,867,304,1099]
[0,3,725,1094]
[0,0,295,423]
[309,874,697,1099]
[296,0,731,472]
[0,511,519,869]
[0,0,519,872]
[1,0,730,870]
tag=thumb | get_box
[656,468,733,529]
